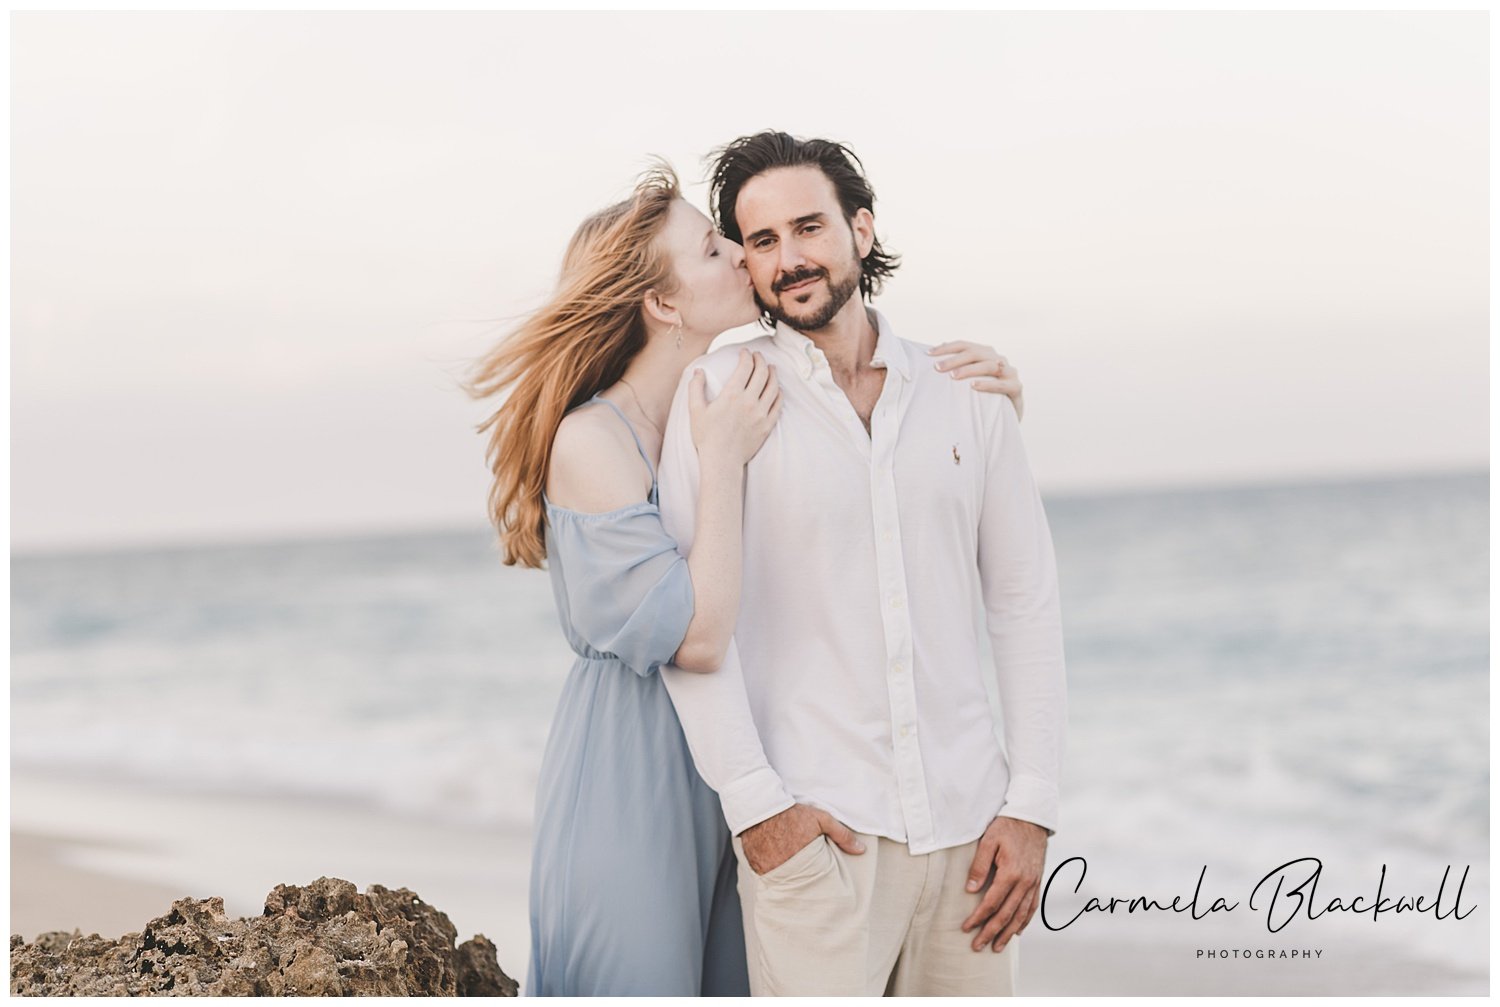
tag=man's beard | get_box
[760,253,862,333]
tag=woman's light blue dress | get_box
[525,395,749,997]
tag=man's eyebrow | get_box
[743,212,827,244]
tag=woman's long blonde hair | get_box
[464,164,681,568]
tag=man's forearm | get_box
[661,641,796,834]
[988,591,1066,835]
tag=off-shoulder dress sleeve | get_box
[545,503,695,678]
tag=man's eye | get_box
[801,224,820,235]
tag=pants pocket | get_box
[755,834,834,886]
[747,837,865,995]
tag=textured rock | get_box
[9,877,516,997]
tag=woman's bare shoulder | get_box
[547,404,653,514]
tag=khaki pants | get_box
[730,830,1020,996]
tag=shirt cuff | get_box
[996,774,1060,838]
[719,766,797,836]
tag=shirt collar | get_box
[771,307,912,382]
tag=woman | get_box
[464,164,1025,996]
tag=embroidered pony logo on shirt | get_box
[952,445,962,466]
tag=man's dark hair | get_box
[708,131,900,301]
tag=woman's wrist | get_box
[699,454,748,485]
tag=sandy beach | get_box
[8,770,533,982]
[9,769,1487,996]
[10,830,188,944]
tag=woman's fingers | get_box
[932,348,979,372]
[758,363,779,403]
[968,377,1020,394]
[728,347,755,388]
[727,350,767,400]
[763,381,782,422]
[947,360,1012,382]
[747,351,772,398]
[756,386,783,443]
[931,342,1008,373]
[686,368,708,419]
[752,370,780,436]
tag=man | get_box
[657,131,1067,996]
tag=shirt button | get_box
[892,661,904,675]
[899,726,911,738]
[890,595,904,610]
[882,530,893,542]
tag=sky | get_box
[9,12,1488,552]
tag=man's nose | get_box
[777,239,807,274]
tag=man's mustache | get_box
[772,267,827,294]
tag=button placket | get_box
[867,368,935,850]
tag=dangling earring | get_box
[672,321,683,350]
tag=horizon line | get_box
[10,463,1488,561]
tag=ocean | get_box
[10,470,1488,976]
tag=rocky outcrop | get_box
[9,877,516,997]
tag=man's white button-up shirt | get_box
[658,310,1067,854]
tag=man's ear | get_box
[642,289,681,329]
[850,207,876,259]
